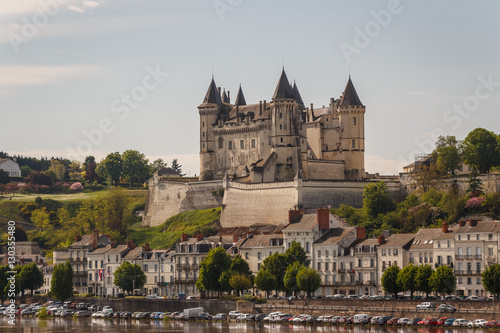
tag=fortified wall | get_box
[143,175,403,228]
[220,177,402,228]
[400,172,500,195]
[143,178,223,227]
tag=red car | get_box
[387,317,400,325]
[437,317,448,326]
[487,320,500,328]
[420,318,437,326]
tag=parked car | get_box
[438,304,456,312]
[436,317,448,326]
[487,320,500,328]
[468,319,488,328]
[370,316,380,325]
[452,319,470,327]
[378,316,392,325]
[444,318,455,326]
[408,317,423,326]
[397,318,410,325]
[213,313,228,320]
[229,310,243,319]
[417,302,436,309]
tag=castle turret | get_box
[234,84,246,106]
[198,77,222,180]
[338,76,365,179]
[271,69,301,180]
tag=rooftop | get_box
[314,227,355,245]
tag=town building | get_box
[377,233,415,286]
[237,234,284,274]
[0,158,21,177]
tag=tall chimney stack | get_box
[317,207,330,231]
[442,221,449,234]
[91,230,99,250]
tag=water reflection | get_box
[2,318,500,333]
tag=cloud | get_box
[0,65,105,87]
[0,0,105,18]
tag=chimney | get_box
[127,240,136,249]
[288,208,303,223]
[219,235,223,242]
[145,243,150,251]
[469,219,478,227]
[91,229,99,250]
[263,100,267,112]
[181,233,188,242]
[75,235,81,242]
[378,234,385,245]
[317,207,330,231]
[459,220,466,227]
[356,226,366,240]
[310,103,314,113]
[111,241,118,248]
[35,255,38,263]
[40,259,43,264]
[196,233,204,241]
[233,234,239,243]
[442,221,449,234]
[259,101,262,115]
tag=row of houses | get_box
[46,210,500,298]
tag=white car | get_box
[453,319,470,327]
[228,310,243,319]
[416,302,436,309]
[468,319,488,328]
[397,318,410,325]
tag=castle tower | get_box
[270,69,302,179]
[198,77,222,179]
[338,76,365,179]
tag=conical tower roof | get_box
[234,84,246,106]
[272,68,295,100]
[292,81,304,105]
[339,76,363,107]
[222,89,230,103]
[201,77,221,105]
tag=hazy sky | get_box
[1,0,500,176]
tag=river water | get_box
[0,318,487,333]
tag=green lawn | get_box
[0,189,147,202]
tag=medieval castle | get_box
[199,69,366,182]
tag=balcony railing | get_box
[182,264,191,270]
[174,279,196,284]
[487,256,496,262]
[474,255,482,260]
[365,280,376,286]
[455,255,463,260]
[455,270,482,276]
[157,282,169,287]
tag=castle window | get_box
[240,140,244,149]
[251,139,255,148]
[280,138,283,143]
[229,141,233,149]
[353,117,356,125]
[218,137,223,149]
[279,113,282,119]
[202,143,205,150]
[280,124,282,130]
[352,140,355,148]
[202,131,205,138]
[202,122,205,127]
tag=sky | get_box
[1,0,500,177]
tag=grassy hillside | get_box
[129,207,221,250]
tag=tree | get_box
[196,247,232,296]
[113,261,146,294]
[19,263,44,296]
[0,266,9,303]
[230,255,251,276]
[284,262,303,296]
[482,263,500,300]
[415,265,434,298]
[254,269,276,298]
[363,182,396,219]
[434,135,462,175]
[468,168,483,195]
[171,159,185,176]
[96,152,122,185]
[397,264,418,299]
[30,208,54,231]
[49,159,66,180]
[285,241,310,266]
[0,170,9,184]
[24,171,52,187]
[229,273,253,296]
[261,252,289,292]
[463,128,500,173]
[150,159,166,174]
[381,265,401,298]
[296,266,321,298]
[122,150,149,186]
[411,159,441,193]
[20,165,33,177]
[51,260,73,302]
[430,265,456,298]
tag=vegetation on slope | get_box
[129,208,221,250]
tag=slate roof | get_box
[378,233,415,249]
[200,77,221,106]
[314,227,355,245]
[234,85,246,106]
[339,77,363,107]
[272,69,295,100]
[455,220,500,234]
[122,246,144,260]
[70,234,110,248]
[409,228,442,250]
[239,234,283,248]
[283,214,317,231]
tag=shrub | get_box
[38,307,48,319]
[70,182,84,191]
[465,196,485,210]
